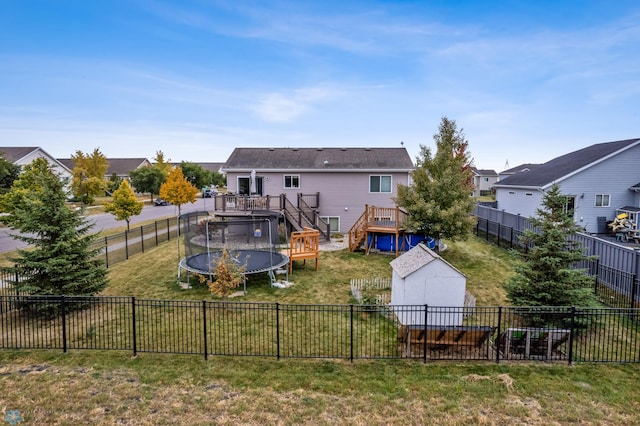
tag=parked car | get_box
[154,198,169,206]
[202,188,217,198]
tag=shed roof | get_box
[390,243,465,279]
[223,147,414,171]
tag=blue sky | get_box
[1,1,639,172]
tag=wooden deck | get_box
[348,205,408,256]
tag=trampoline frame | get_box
[177,213,289,292]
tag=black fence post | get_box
[167,218,170,241]
[496,306,502,364]
[350,304,354,363]
[140,226,145,253]
[423,305,428,364]
[155,221,159,247]
[131,297,137,357]
[202,300,208,361]
[104,236,109,268]
[125,231,129,260]
[276,302,280,360]
[568,306,576,365]
[61,296,67,353]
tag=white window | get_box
[321,216,340,234]
[284,175,300,189]
[595,194,610,207]
[370,175,392,193]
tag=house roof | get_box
[58,158,151,175]
[0,147,72,173]
[0,147,42,162]
[171,162,225,173]
[499,163,541,175]
[390,243,465,279]
[494,138,640,189]
[472,167,498,176]
[223,147,414,172]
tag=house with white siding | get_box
[222,147,414,234]
[0,147,72,180]
[493,138,640,234]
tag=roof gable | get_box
[390,244,465,279]
[223,147,414,171]
[496,138,640,188]
[0,147,42,163]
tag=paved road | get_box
[0,197,214,253]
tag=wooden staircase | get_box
[348,205,408,256]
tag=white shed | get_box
[390,243,467,326]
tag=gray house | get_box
[494,138,640,234]
[222,147,414,233]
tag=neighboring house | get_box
[390,243,467,326]
[58,157,152,181]
[493,138,640,234]
[497,163,541,181]
[222,147,414,233]
[0,146,72,180]
[471,167,498,197]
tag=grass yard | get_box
[1,351,639,424]
[2,235,640,424]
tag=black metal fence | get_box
[89,217,179,268]
[1,295,639,363]
[473,206,640,309]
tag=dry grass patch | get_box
[1,352,640,425]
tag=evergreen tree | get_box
[0,158,108,315]
[505,182,597,309]
[104,180,143,231]
[395,116,476,243]
[0,154,20,195]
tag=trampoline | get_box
[177,211,289,291]
[180,250,289,275]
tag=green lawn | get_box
[2,235,640,425]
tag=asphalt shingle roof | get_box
[0,147,41,162]
[223,147,414,171]
[495,138,640,188]
[58,158,150,175]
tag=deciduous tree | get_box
[0,158,108,315]
[153,150,173,175]
[505,182,597,310]
[206,248,246,299]
[180,162,212,190]
[129,166,166,202]
[104,180,143,231]
[395,117,476,244]
[159,167,198,217]
[71,148,109,205]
